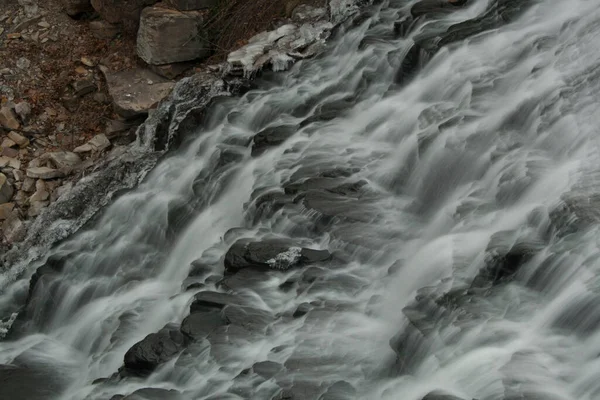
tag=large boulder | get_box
[137,5,210,65]
[123,324,185,374]
[224,239,332,273]
[91,0,160,27]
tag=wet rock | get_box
[251,125,297,156]
[62,0,94,16]
[188,260,212,277]
[224,239,331,273]
[319,381,357,400]
[165,0,217,10]
[0,106,20,130]
[0,173,14,203]
[190,291,242,313]
[51,182,73,202]
[137,6,210,65]
[123,324,185,374]
[292,5,327,23]
[26,167,65,180]
[293,302,312,318]
[0,364,67,400]
[91,0,160,26]
[471,231,543,288]
[100,66,175,118]
[222,304,274,332]
[253,360,284,379]
[122,388,184,400]
[180,311,225,340]
[421,391,467,400]
[89,20,120,39]
[410,0,469,19]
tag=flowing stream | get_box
[3,0,600,399]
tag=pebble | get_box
[16,57,31,70]
[38,20,50,29]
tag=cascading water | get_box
[2,0,600,399]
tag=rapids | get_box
[3,0,600,399]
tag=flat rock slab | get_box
[180,311,225,340]
[26,167,65,180]
[190,291,244,313]
[224,239,332,273]
[100,66,174,118]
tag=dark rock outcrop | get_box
[189,291,243,313]
[251,125,298,156]
[123,324,185,374]
[180,311,225,340]
[224,239,331,273]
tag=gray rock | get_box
[47,151,82,169]
[100,66,175,118]
[26,167,65,180]
[0,202,14,220]
[0,173,14,204]
[2,212,26,243]
[190,291,243,313]
[72,79,97,97]
[180,311,225,340]
[137,6,210,65]
[292,5,327,23]
[14,102,31,123]
[7,131,29,148]
[0,106,20,130]
[123,324,185,374]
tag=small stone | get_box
[16,57,31,70]
[41,37,49,43]
[88,134,110,151]
[81,56,96,67]
[0,157,9,168]
[92,92,108,104]
[37,20,50,28]
[1,138,16,148]
[75,66,88,75]
[73,143,93,153]
[12,170,24,181]
[7,131,29,148]
[0,106,20,130]
[22,177,35,192]
[26,167,65,180]
[29,180,49,202]
[51,182,72,202]
[2,147,19,158]
[0,202,14,220]
[14,102,31,122]
[28,200,48,217]
[47,151,81,168]
[72,79,96,97]
[7,33,22,40]
[0,173,14,203]
[8,158,21,169]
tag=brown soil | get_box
[0,1,140,153]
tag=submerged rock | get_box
[123,324,185,374]
[224,239,331,273]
